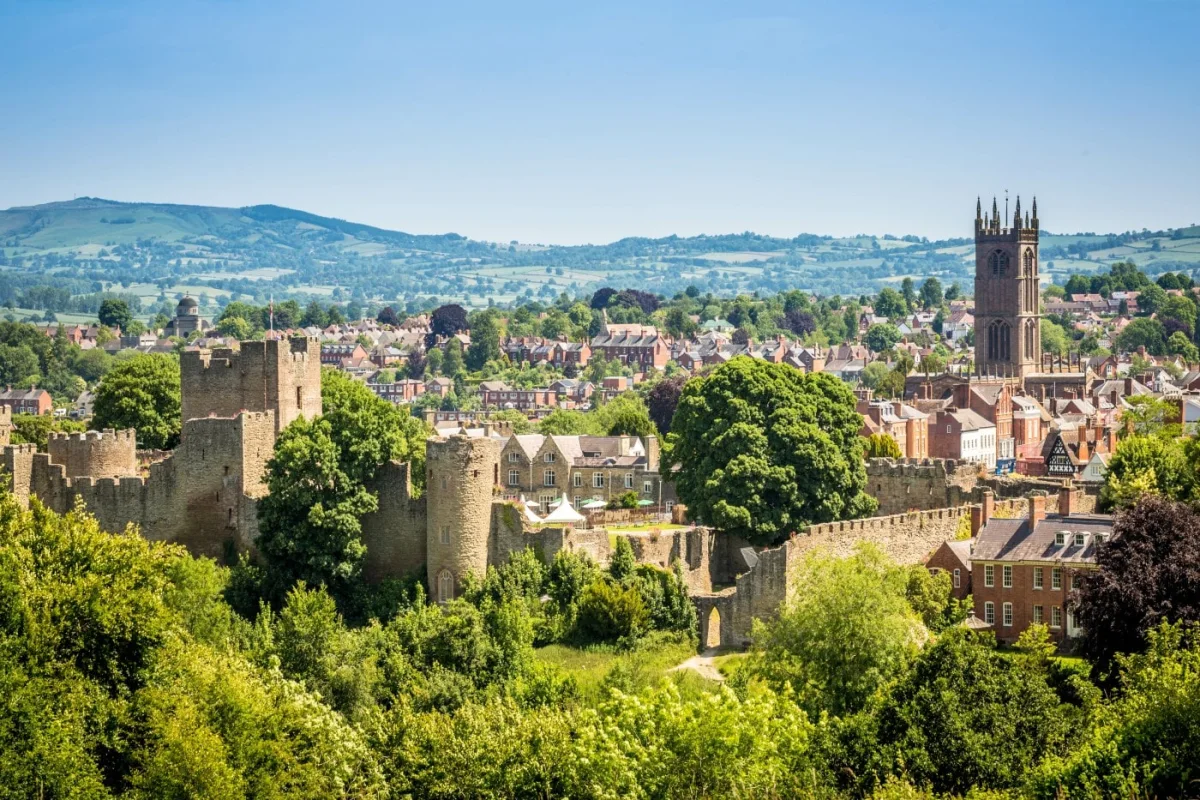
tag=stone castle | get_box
[3,331,1087,649]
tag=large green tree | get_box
[667,357,876,545]
[91,354,182,449]
[465,310,501,371]
[256,370,429,606]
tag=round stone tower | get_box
[424,434,500,602]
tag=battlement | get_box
[866,457,978,478]
[180,336,321,434]
[47,427,138,479]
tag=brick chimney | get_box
[1059,482,1077,518]
[1028,493,1047,528]
[971,489,994,536]
[1076,422,1090,463]
[1107,426,1118,453]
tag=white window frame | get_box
[573,472,583,487]
[1051,606,1062,628]
[952,568,961,589]
[624,473,634,489]
[508,469,519,486]
[593,472,605,488]
[543,469,556,487]
[1033,604,1043,624]
[1070,573,1080,591]
[1002,602,1013,627]
[508,452,520,463]
[1052,567,1062,590]
[1002,565,1012,589]
[984,601,995,625]
[1033,567,1043,590]
[983,564,994,588]
[643,480,653,494]
[544,452,556,463]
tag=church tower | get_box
[973,195,1041,380]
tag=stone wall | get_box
[0,406,10,447]
[866,458,981,515]
[2,411,275,559]
[180,337,321,436]
[792,507,968,565]
[47,429,138,479]
[361,461,428,581]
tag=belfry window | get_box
[989,250,1009,276]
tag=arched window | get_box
[987,321,1011,361]
[989,250,1009,276]
[1023,248,1034,274]
[437,569,454,602]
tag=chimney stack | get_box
[1076,423,1090,463]
[1029,493,1047,528]
[1059,482,1077,518]
[971,489,995,536]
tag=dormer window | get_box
[1074,533,1086,547]
[1096,533,1108,544]
[1055,531,1066,546]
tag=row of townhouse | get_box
[497,433,673,509]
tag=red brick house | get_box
[925,538,973,601]
[970,486,1114,644]
[0,387,53,415]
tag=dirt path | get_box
[669,648,725,682]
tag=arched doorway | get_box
[705,606,722,651]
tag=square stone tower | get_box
[180,337,321,434]
[973,196,1041,380]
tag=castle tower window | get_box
[437,569,454,602]
[297,386,303,409]
[440,525,451,545]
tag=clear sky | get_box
[2,0,1197,244]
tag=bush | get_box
[575,579,649,645]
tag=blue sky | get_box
[1,0,1197,243]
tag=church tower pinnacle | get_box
[973,194,1041,381]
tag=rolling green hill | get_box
[2,197,1197,321]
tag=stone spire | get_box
[992,197,999,231]
[1014,196,1022,229]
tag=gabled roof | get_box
[973,513,1114,563]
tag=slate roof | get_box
[973,513,1114,564]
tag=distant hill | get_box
[1,197,1197,320]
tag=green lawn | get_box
[534,633,709,699]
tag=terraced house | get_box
[498,433,670,509]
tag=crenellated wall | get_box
[47,428,138,479]
[0,406,11,448]
[180,337,321,436]
[866,457,981,515]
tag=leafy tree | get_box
[1167,331,1199,361]
[91,353,182,449]
[1041,319,1070,357]
[590,287,618,310]
[918,277,942,309]
[1157,294,1197,338]
[859,360,891,391]
[864,433,902,459]
[866,323,902,353]
[9,414,86,449]
[442,338,465,377]
[874,288,906,318]
[784,309,817,337]
[1032,622,1200,799]
[944,282,961,301]
[0,343,40,387]
[377,305,401,326]
[874,628,1077,796]
[216,314,252,340]
[750,543,920,718]
[537,408,600,436]
[430,304,469,338]
[668,357,876,546]
[487,408,534,435]
[1076,497,1200,677]
[1099,434,1194,510]
[595,392,655,438]
[98,298,133,331]
[465,310,500,371]
[575,579,648,644]
[900,278,916,312]
[609,536,636,581]
[300,300,329,328]
[1117,317,1167,356]
[1137,283,1168,315]
[646,374,687,435]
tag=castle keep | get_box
[2,337,319,557]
